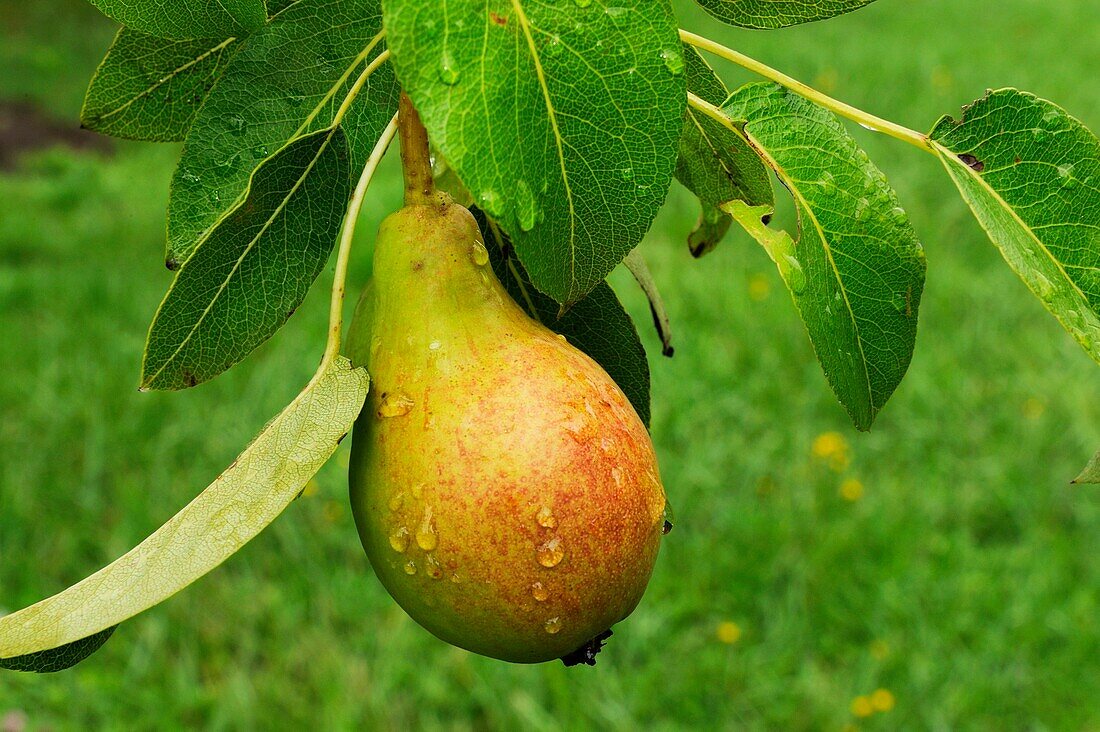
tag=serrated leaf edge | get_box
[141,126,344,390]
[929,138,1100,363]
[80,31,238,141]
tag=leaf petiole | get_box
[324,112,399,365]
[680,29,933,153]
[331,49,391,128]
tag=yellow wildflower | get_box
[870,689,896,712]
[839,478,864,502]
[1022,398,1045,420]
[931,66,954,92]
[813,68,838,94]
[850,696,874,718]
[323,500,344,523]
[812,431,850,472]
[748,273,771,301]
[716,621,742,644]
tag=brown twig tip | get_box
[397,92,435,205]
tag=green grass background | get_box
[1,0,1098,728]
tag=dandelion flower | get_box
[812,431,850,472]
[716,621,742,644]
[839,478,864,502]
[870,689,896,712]
[850,695,874,718]
[748,274,771,301]
[323,500,344,523]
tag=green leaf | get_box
[0,357,367,670]
[474,209,652,428]
[722,83,926,430]
[623,249,674,357]
[688,203,732,258]
[143,126,351,391]
[0,627,116,674]
[1072,450,1100,484]
[693,0,876,29]
[267,0,301,14]
[676,44,772,256]
[81,29,238,142]
[929,89,1100,364]
[167,0,397,265]
[384,0,685,305]
[87,0,266,40]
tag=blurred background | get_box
[1,0,1098,728]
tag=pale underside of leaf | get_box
[0,357,368,662]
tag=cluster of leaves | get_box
[2,0,1097,673]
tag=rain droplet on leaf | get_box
[659,47,684,75]
[438,53,461,85]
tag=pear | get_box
[347,194,666,664]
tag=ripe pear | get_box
[347,194,667,664]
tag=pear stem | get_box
[398,92,436,205]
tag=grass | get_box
[1,0,1099,728]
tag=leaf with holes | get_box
[167,0,397,266]
[384,0,685,305]
[143,126,350,391]
[929,89,1100,363]
[693,0,877,29]
[87,0,266,40]
[81,29,239,142]
[475,209,651,427]
[721,83,926,430]
[676,44,771,256]
[0,357,367,671]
